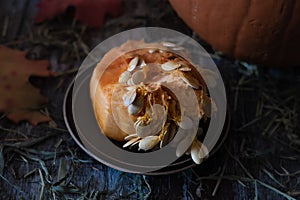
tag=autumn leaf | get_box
[0,45,52,125]
[35,0,122,28]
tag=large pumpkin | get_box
[169,0,300,67]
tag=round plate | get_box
[63,67,230,175]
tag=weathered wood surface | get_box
[0,0,299,199]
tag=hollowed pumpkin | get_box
[169,0,300,67]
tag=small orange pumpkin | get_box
[169,0,300,67]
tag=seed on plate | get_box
[128,56,139,72]
[124,133,138,140]
[131,70,145,85]
[179,66,192,72]
[123,137,140,148]
[148,49,156,54]
[178,116,193,130]
[161,61,181,71]
[161,41,176,47]
[138,136,160,151]
[191,141,201,164]
[123,87,137,106]
[179,71,200,89]
[118,71,131,84]
[190,140,209,164]
[159,50,164,53]
[172,46,184,51]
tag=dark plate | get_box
[63,68,230,175]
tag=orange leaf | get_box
[35,0,122,28]
[0,45,52,125]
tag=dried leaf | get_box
[35,0,122,28]
[0,46,51,125]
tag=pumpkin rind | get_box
[169,0,300,66]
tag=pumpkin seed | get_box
[172,46,184,51]
[178,116,193,130]
[191,141,202,164]
[128,56,139,71]
[179,66,192,72]
[138,136,160,151]
[148,49,156,54]
[118,71,131,84]
[159,50,164,53]
[123,87,137,106]
[128,96,144,115]
[161,41,176,47]
[190,141,209,164]
[124,133,138,140]
[161,61,181,71]
[179,72,200,89]
[131,140,140,147]
[131,70,145,85]
[123,137,140,148]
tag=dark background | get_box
[0,0,299,199]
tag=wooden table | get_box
[0,0,299,199]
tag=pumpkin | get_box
[169,0,300,67]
